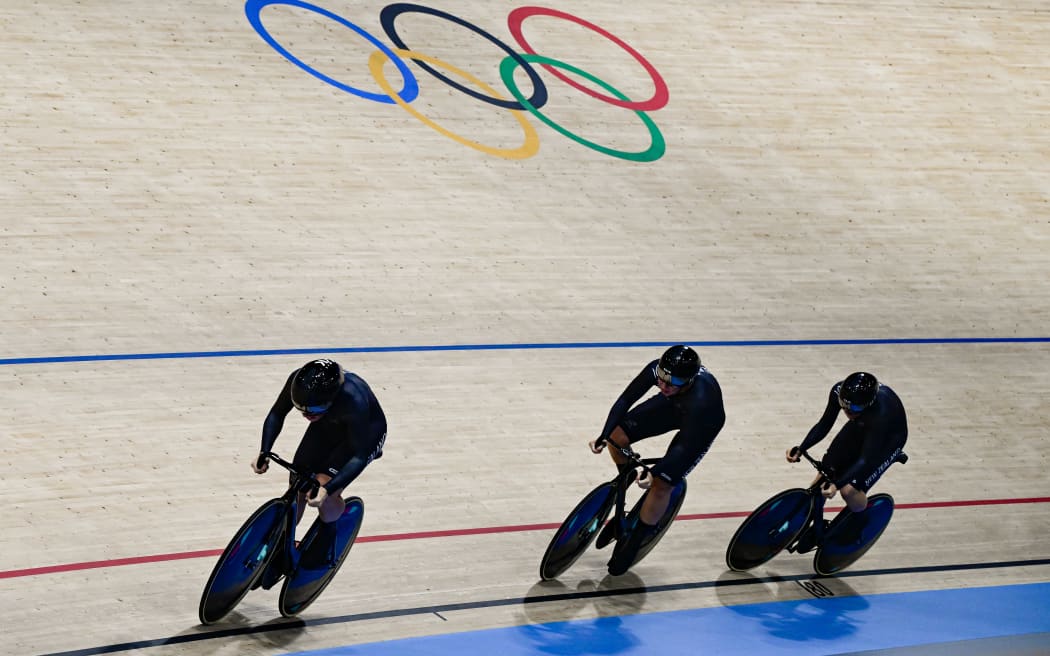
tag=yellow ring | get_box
[368,48,540,160]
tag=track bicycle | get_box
[725,447,906,575]
[539,441,687,580]
[198,452,364,624]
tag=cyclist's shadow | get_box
[715,569,869,642]
[515,573,648,655]
[185,612,307,647]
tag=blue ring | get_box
[379,2,547,111]
[245,0,419,104]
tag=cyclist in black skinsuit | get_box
[788,372,907,551]
[591,345,726,575]
[252,359,387,530]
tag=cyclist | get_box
[590,345,725,575]
[787,371,907,551]
[251,358,387,534]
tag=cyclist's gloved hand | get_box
[589,437,607,454]
[785,446,802,463]
[252,453,269,474]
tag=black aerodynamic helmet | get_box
[838,372,879,413]
[656,345,701,387]
[291,359,344,415]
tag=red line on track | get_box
[3,496,1048,580]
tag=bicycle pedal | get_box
[299,540,338,570]
[607,556,632,577]
[595,521,617,550]
[607,520,656,575]
[792,521,826,555]
[606,543,635,576]
[258,566,286,590]
[607,538,642,576]
[261,574,285,590]
[829,521,865,545]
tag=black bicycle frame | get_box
[789,447,907,551]
[792,448,834,547]
[601,439,661,540]
[259,453,320,581]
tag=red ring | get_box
[507,6,669,112]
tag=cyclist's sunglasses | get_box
[838,397,867,413]
[656,367,689,387]
[298,401,333,417]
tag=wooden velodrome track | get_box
[2,0,1049,654]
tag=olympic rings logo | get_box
[244,1,669,162]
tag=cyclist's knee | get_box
[607,428,631,463]
[649,476,674,497]
[609,427,630,447]
[320,493,345,523]
[840,484,868,512]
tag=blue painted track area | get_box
[287,582,1050,655]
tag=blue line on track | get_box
[287,582,1050,656]
[3,336,1049,366]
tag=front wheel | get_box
[725,489,813,572]
[198,498,287,625]
[814,493,894,575]
[539,482,616,581]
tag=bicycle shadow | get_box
[714,569,869,642]
[514,573,648,654]
[185,611,307,648]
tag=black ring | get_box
[379,3,548,111]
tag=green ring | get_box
[499,54,666,162]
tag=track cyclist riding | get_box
[787,372,908,522]
[590,345,726,575]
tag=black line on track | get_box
[39,557,1050,656]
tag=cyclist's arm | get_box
[596,361,657,444]
[260,371,296,453]
[325,455,367,494]
[798,385,840,452]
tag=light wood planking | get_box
[2,0,1049,654]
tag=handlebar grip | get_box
[896,452,909,464]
